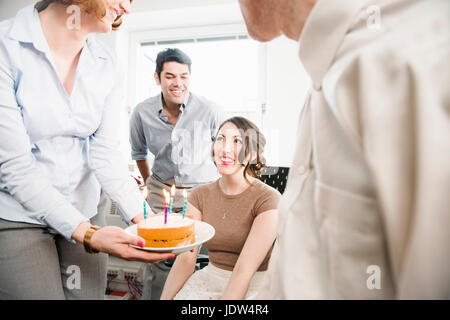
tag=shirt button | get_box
[298,165,307,175]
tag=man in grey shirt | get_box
[129,48,224,299]
[130,48,225,214]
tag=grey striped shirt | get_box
[129,92,225,187]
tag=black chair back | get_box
[259,166,290,194]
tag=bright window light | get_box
[136,35,263,126]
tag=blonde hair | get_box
[34,0,131,30]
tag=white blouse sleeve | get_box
[0,40,88,240]
[88,65,143,224]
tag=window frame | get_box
[127,23,268,128]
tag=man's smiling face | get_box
[155,61,190,106]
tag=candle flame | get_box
[163,189,170,203]
[171,185,176,196]
[183,189,187,198]
[142,186,148,199]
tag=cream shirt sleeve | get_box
[335,39,450,298]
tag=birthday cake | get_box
[137,215,195,248]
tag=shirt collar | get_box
[158,91,191,113]
[298,0,370,89]
[8,4,108,60]
[8,5,47,52]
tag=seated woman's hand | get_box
[89,226,174,263]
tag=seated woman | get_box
[160,116,281,300]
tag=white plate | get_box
[124,220,215,254]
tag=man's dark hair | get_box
[155,48,192,80]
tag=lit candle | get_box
[144,200,147,220]
[163,189,169,225]
[182,190,187,219]
[169,185,175,214]
[143,187,148,220]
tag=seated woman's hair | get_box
[34,0,131,30]
[214,116,267,183]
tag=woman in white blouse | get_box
[0,0,173,299]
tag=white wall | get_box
[264,36,310,167]
[0,0,311,168]
[130,0,234,13]
[0,0,235,20]
[0,0,33,20]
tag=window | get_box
[131,27,266,128]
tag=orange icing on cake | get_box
[137,215,195,248]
